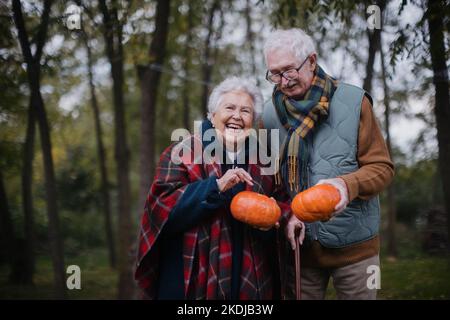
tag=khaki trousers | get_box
[300,255,380,300]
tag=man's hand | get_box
[316,177,349,216]
[285,215,305,250]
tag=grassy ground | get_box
[324,254,450,299]
[378,225,450,299]
[378,255,450,299]
[325,226,450,300]
[0,248,118,299]
[1,246,449,299]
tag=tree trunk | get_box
[113,54,134,300]
[380,35,397,258]
[182,0,193,131]
[20,100,36,283]
[0,170,14,267]
[138,0,171,211]
[362,0,397,257]
[212,8,225,68]
[245,0,259,85]
[426,0,450,251]
[362,0,386,94]
[362,30,380,94]
[83,33,116,269]
[34,80,66,298]
[99,0,134,299]
[200,0,221,117]
[12,0,66,299]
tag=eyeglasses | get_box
[265,55,311,84]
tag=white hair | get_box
[207,77,263,123]
[263,28,316,65]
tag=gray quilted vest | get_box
[262,83,380,248]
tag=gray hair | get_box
[263,28,316,65]
[207,76,263,123]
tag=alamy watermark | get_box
[66,265,81,290]
[367,264,381,290]
[64,4,81,31]
[367,5,381,30]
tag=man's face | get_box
[266,49,316,99]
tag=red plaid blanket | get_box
[135,135,292,299]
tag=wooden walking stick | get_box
[295,229,301,300]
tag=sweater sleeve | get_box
[339,96,395,201]
[163,176,228,235]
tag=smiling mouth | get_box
[225,123,244,133]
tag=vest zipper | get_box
[307,164,311,188]
[306,138,318,241]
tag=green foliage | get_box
[393,158,443,226]
[389,0,450,70]
[55,146,99,212]
[0,7,28,174]
[61,209,108,256]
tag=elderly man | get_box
[261,28,394,300]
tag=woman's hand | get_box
[216,168,254,193]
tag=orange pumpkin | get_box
[230,191,281,229]
[291,184,341,222]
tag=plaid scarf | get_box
[273,65,338,194]
[135,120,292,299]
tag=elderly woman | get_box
[135,77,292,300]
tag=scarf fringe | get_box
[288,155,299,193]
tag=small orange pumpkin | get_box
[230,191,281,229]
[291,184,341,222]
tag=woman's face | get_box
[211,90,254,149]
